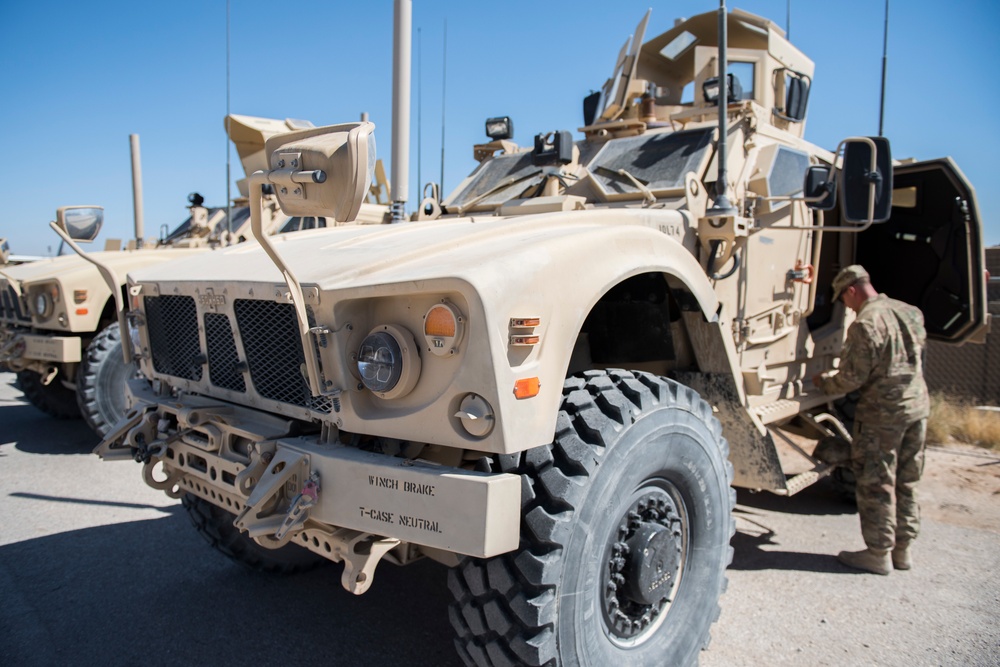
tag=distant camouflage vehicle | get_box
[90,6,986,666]
[0,115,387,437]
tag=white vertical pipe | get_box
[391,0,412,222]
[129,134,145,248]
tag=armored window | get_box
[443,151,546,213]
[587,128,714,201]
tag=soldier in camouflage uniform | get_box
[813,265,929,575]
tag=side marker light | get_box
[513,377,540,399]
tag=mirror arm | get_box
[761,136,882,233]
[248,171,325,397]
[48,221,131,364]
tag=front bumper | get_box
[98,379,521,560]
[1,329,81,372]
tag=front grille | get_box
[1,284,30,324]
[204,312,246,392]
[145,295,203,381]
[234,299,331,412]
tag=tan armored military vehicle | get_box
[91,6,986,666]
[0,115,390,437]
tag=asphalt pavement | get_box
[1,371,997,666]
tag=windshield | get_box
[278,216,329,234]
[588,128,713,196]
[160,206,250,244]
[444,151,545,212]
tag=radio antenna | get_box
[225,0,232,236]
[417,27,422,200]
[439,19,447,196]
[878,0,889,136]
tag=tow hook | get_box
[274,473,320,541]
[233,447,312,547]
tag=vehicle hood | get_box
[130,208,716,313]
[2,248,208,287]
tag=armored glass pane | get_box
[768,147,810,198]
[660,31,697,60]
[445,151,544,210]
[730,62,755,100]
[589,128,713,196]
[213,206,250,236]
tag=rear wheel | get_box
[17,369,81,419]
[77,324,139,438]
[182,494,325,574]
[448,370,735,666]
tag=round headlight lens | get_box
[34,292,52,318]
[357,331,402,394]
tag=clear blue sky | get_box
[2,0,998,255]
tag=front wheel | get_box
[448,370,735,666]
[17,369,81,419]
[76,324,140,438]
[182,495,325,574]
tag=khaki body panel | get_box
[3,248,206,333]
[129,208,719,455]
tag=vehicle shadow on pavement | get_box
[728,517,846,574]
[0,508,463,667]
[727,481,858,574]
[735,479,856,517]
[0,403,96,455]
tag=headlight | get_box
[33,291,53,319]
[356,324,421,399]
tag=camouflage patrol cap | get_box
[831,265,870,301]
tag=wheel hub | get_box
[602,488,685,643]
[622,522,679,605]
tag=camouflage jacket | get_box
[818,294,930,425]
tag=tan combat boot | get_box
[837,548,891,575]
[892,543,912,570]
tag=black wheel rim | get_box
[601,478,689,648]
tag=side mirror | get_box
[803,165,837,210]
[775,69,811,122]
[785,75,810,121]
[55,206,104,242]
[264,121,376,223]
[840,137,892,223]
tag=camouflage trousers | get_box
[850,418,927,552]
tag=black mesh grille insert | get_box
[234,299,331,412]
[204,313,246,393]
[1,285,29,323]
[145,295,203,381]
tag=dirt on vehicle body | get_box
[92,6,986,667]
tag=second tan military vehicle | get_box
[0,115,388,437]
[89,6,986,666]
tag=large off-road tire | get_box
[182,494,326,574]
[76,324,139,438]
[16,369,81,419]
[448,370,735,667]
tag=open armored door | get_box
[856,158,987,343]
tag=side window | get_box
[279,217,303,234]
[730,62,755,101]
